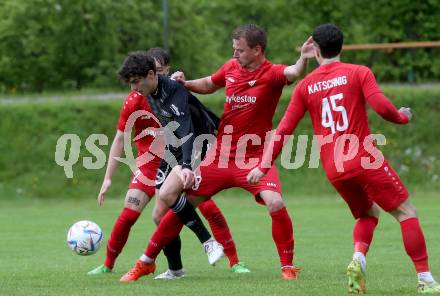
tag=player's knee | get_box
[152,211,164,225]
[158,187,177,204]
[267,199,285,212]
[401,204,418,219]
[367,203,380,219]
[152,195,169,225]
[390,200,418,221]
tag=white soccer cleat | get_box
[154,269,185,280]
[203,238,224,265]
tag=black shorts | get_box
[155,141,213,189]
[155,159,173,189]
[155,146,182,189]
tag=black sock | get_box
[170,194,211,244]
[163,236,183,271]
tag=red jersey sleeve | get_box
[272,64,290,87]
[358,66,382,98]
[117,94,136,132]
[358,66,408,124]
[259,81,307,173]
[210,60,231,87]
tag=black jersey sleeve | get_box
[188,94,220,135]
[168,85,195,170]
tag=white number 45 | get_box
[321,93,349,134]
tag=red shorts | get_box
[188,160,282,205]
[331,160,409,218]
[128,161,160,198]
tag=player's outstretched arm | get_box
[187,77,222,94]
[172,71,221,95]
[98,130,124,206]
[361,67,411,124]
[366,93,411,124]
[283,36,314,82]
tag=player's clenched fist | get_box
[180,168,195,189]
[399,107,412,121]
[247,167,265,184]
[300,36,315,59]
[171,71,186,84]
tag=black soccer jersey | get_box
[147,75,194,170]
[147,75,219,170]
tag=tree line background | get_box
[0,0,439,93]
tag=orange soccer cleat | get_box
[281,266,302,280]
[120,260,156,282]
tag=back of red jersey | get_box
[297,62,382,180]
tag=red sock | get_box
[353,216,378,255]
[400,217,429,273]
[198,199,239,267]
[270,207,294,267]
[104,208,140,269]
[145,210,184,259]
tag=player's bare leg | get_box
[121,194,223,282]
[390,199,440,293]
[120,170,224,282]
[127,191,213,281]
[152,189,168,224]
[158,166,216,247]
[88,189,150,275]
[259,190,301,280]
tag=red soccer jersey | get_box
[117,90,163,164]
[262,62,408,180]
[210,59,289,161]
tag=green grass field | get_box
[1,191,439,296]
[1,86,439,295]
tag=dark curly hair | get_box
[118,51,156,83]
[312,24,343,59]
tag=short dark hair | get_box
[232,24,267,52]
[146,47,170,67]
[312,24,343,58]
[118,51,156,83]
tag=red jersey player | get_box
[248,24,440,294]
[132,24,315,281]
[146,48,250,276]
[88,49,249,279]
[86,88,162,276]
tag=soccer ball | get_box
[67,220,103,256]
